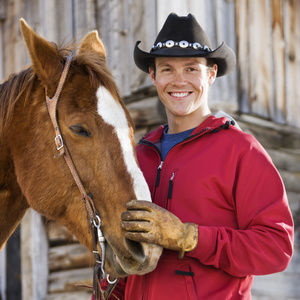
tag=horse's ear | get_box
[20,18,61,87]
[78,30,106,59]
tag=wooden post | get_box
[21,210,48,300]
[0,246,6,300]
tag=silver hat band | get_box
[151,40,212,52]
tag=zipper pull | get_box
[168,172,175,199]
[155,161,164,187]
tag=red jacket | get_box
[101,116,294,300]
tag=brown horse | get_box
[0,19,162,283]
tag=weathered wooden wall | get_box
[0,0,299,299]
[236,0,300,127]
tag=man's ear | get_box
[208,64,218,85]
[149,67,156,85]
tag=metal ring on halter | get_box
[92,214,101,228]
[107,274,118,284]
[92,215,106,279]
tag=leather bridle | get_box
[45,55,118,299]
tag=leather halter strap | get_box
[45,56,96,221]
[45,55,118,300]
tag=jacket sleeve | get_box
[186,135,294,277]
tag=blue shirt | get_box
[161,126,195,160]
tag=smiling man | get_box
[98,13,294,300]
[150,56,216,133]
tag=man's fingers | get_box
[125,200,155,211]
[121,220,151,232]
[121,210,152,221]
[124,231,153,244]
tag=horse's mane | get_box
[0,42,122,135]
[0,67,35,134]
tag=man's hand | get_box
[121,200,198,258]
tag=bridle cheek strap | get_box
[45,55,118,300]
[45,55,96,220]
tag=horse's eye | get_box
[70,125,91,137]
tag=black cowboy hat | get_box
[134,13,236,77]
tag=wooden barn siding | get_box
[236,0,300,127]
[0,0,299,299]
[285,0,300,127]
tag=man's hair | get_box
[149,57,216,78]
[206,58,215,68]
[149,58,156,75]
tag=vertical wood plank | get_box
[73,0,96,42]
[206,0,238,109]
[271,0,286,124]
[235,0,250,113]
[6,226,21,300]
[0,245,7,300]
[248,0,273,118]
[22,0,42,64]
[0,1,7,20]
[21,210,48,300]
[39,0,73,44]
[56,0,73,44]
[2,0,25,77]
[117,0,129,96]
[285,0,300,127]
[106,0,123,90]
[126,0,156,93]
[39,0,57,41]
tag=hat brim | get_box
[134,41,236,77]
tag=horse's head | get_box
[17,19,162,277]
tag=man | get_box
[105,13,294,299]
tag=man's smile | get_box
[169,92,192,98]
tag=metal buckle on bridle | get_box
[54,134,64,150]
[92,215,106,279]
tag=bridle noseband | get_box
[45,55,118,300]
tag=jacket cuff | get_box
[185,225,216,261]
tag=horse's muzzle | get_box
[104,239,163,277]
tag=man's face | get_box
[150,57,217,120]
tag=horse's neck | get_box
[0,132,29,248]
[0,78,32,249]
[0,173,29,250]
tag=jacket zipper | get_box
[166,172,175,209]
[155,161,164,187]
[168,172,175,199]
[152,160,163,202]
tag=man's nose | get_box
[171,72,187,86]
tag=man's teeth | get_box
[170,92,189,98]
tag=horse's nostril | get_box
[125,238,145,260]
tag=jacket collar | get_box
[140,115,234,144]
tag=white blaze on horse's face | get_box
[96,86,151,202]
[96,86,162,275]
